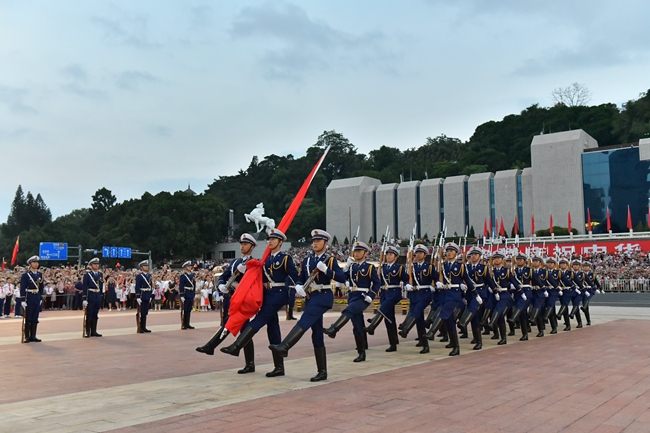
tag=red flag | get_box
[549,215,554,234]
[483,218,488,237]
[499,217,505,236]
[10,236,19,266]
[513,214,519,235]
[567,211,572,233]
[606,207,611,232]
[226,146,331,336]
[627,205,633,230]
[1,258,5,271]
[587,208,592,232]
[531,214,535,236]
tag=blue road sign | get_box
[103,246,132,259]
[110,247,118,258]
[39,242,68,260]
[102,246,110,258]
[118,247,132,259]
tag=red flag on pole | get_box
[499,217,505,236]
[567,211,572,233]
[483,218,488,237]
[627,205,633,230]
[549,215,554,234]
[10,236,19,266]
[587,208,592,232]
[225,146,331,336]
[1,257,5,271]
[606,207,611,232]
[513,214,519,235]
[531,214,535,236]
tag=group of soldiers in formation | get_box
[17,228,601,383]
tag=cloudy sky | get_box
[1,0,649,220]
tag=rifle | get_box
[406,224,416,286]
[303,254,330,297]
[136,301,141,333]
[352,226,360,244]
[82,302,87,338]
[462,226,468,264]
[379,226,390,289]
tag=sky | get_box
[1,0,649,220]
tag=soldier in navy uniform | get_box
[484,252,519,345]
[543,258,561,334]
[556,258,582,331]
[196,234,256,361]
[568,260,586,326]
[323,241,380,362]
[364,245,408,352]
[508,253,533,341]
[82,258,104,338]
[221,229,299,378]
[462,248,488,350]
[437,243,473,356]
[398,244,436,354]
[179,261,196,330]
[581,262,600,326]
[530,256,549,337]
[20,256,44,343]
[269,229,346,382]
[135,260,153,333]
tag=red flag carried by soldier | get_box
[10,236,19,266]
[225,146,331,336]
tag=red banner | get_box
[476,238,650,256]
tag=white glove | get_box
[476,294,483,305]
[405,284,414,291]
[463,298,467,305]
[40,300,43,306]
[295,284,306,297]
[460,284,467,292]
[364,295,372,303]
[150,297,153,303]
[596,289,602,294]
[344,257,354,271]
[521,293,527,301]
[214,294,222,302]
[488,287,493,293]
[137,298,142,305]
[510,284,516,290]
[559,290,564,296]
[430,286,436,292]
[237,263,246,274]
[21,301,27,309]
[83,300,88,308]
[316,261,328,273]
[544,291,549,298]
[345,281,350,288]
[586,292,591,297]
[495,293,500,301]
[180,297,185,303]
[218,284,228,294]
[436,282,444,289]
[575,289,581,295]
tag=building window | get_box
[222,250,236,259]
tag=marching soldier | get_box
[509,253,532,341]
[462,248,488,350]
[483,252,518,345]
[196,234,257,370]
[568,259,586,325]
[530,256,549,337]
[179,261,196,330]
[135,260,153,333]
[543,258,561,334]
[323,241,380,362]
[364,245,408,352]
[581,262,600,326]
[221,229,299,378]
[82,258,103,338]
[556,258,582,331]
[20,256,44,343]
[399,244,436,354]
[269,229,346,382]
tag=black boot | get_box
[399,314,417,339]
[439,323,449,342]
[563,310,571,331]
[471,323,482,350]
[353,334,366,362]
[286,305,296,320]
[364,313,383,336]
[569,304,579,320]
[310,347,327,382]
[385,327,398,352]
[323,315,349,339]
[556,305,567,321]
[448,325,460,356]
[519,316,528,341]
[186,311,195,330]
[549,314,558,334]
[142,315,151,333]
[196,326,229,355]
[425,313,443,340]
[269,326,305,358]
[458,309,473,338]
[84,320,91,338]
[221,326,257,357]
[485,310,502,332]
[425,306,441,328]
[507,321,516,336]
[237,341,255,374]
[584,307,591,326]
[575,310,583,328]
[31,322,41,342]
[266,351,285,377]
[23,321,31,343]
[91,318,102,337]
[497,320,507,345]
[507,308,522,327]
[528,307,540,324]
[480,307,492,328]
[535,315,545,337]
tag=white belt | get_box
[474,284,484,288]
[26,290,39,294]
[140,289,152,292]
[183,286,194,290]
[268,282,285,287]
[88,289,100,292]
[385,285,401,289]
[350,287,369,292]
[417,285,432,290]
[309,284,329,291]
[444,284,459,289]
[520,285,532,289]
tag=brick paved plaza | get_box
[1,306,649,432]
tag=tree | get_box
[551,82,592,107]
[91,188,117,214]
[3,185,26,238]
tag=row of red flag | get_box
[483,206,641,238]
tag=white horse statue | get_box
[244,203,276,233]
